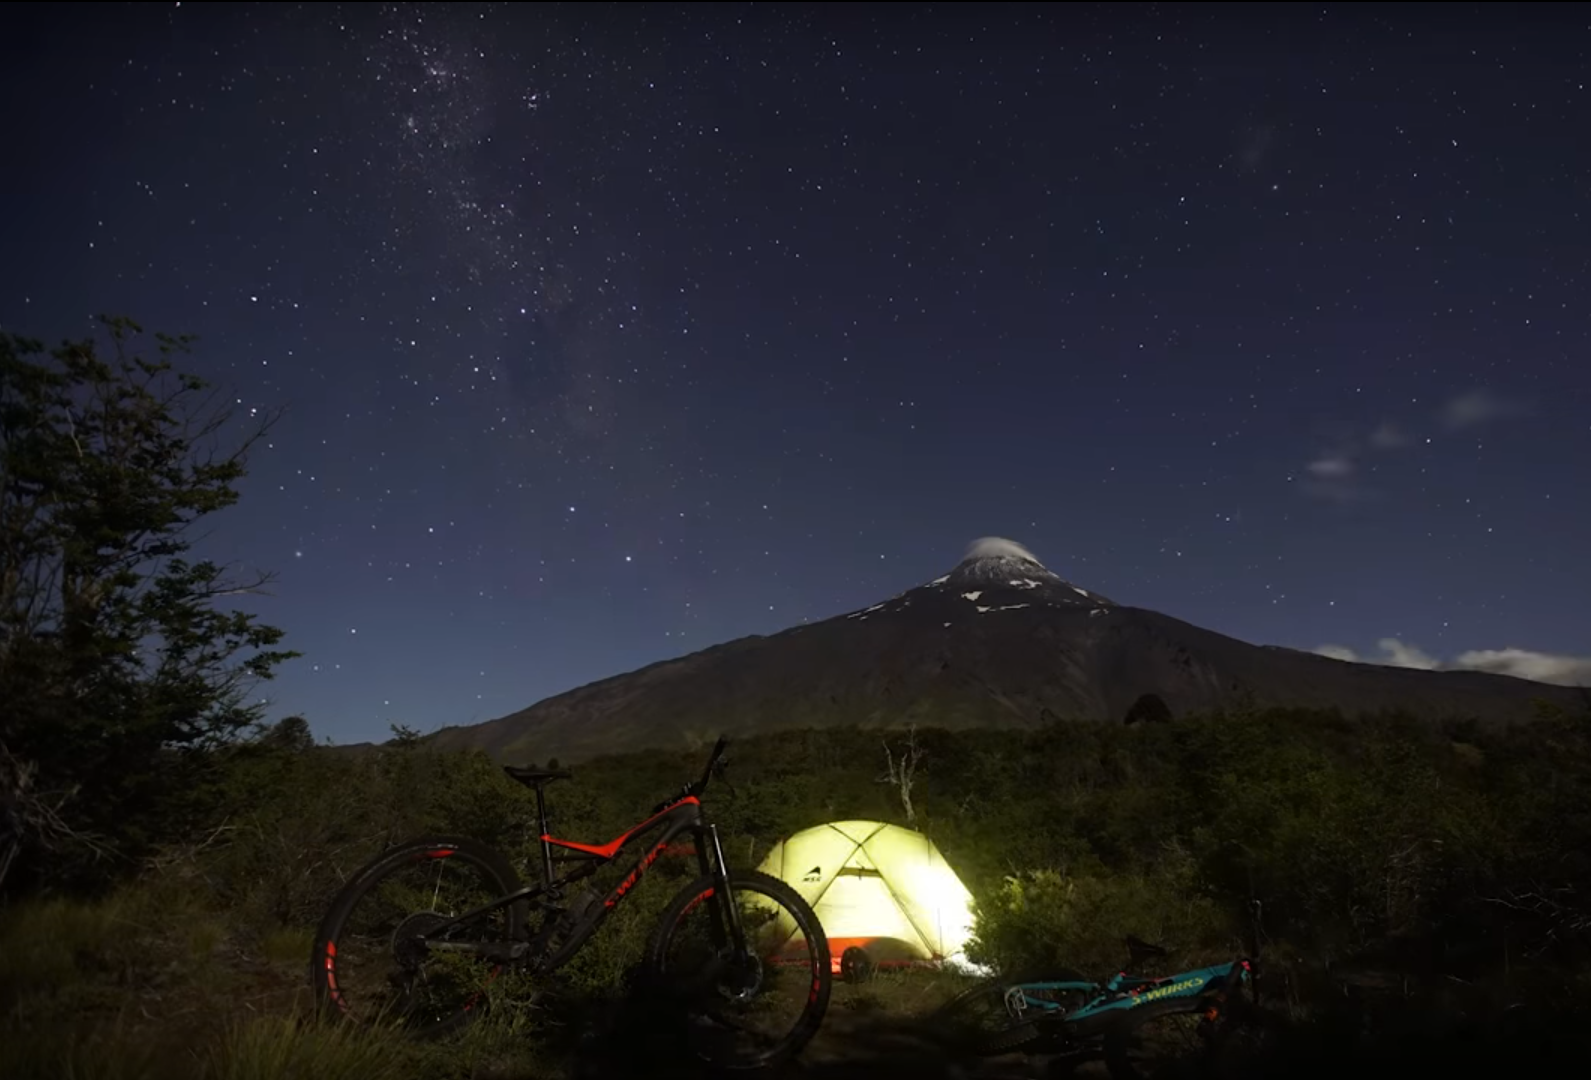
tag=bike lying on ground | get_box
[310,736,832,1071]
[935,901,1281,1079]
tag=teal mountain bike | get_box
[936,901,1281,1079]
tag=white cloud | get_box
[1452,648,1591,687]
[1306,454,1354,479]
[1314,644,1360,662]
[1376,638,1440,670]
[1296,388,1521,503]
[1440,389,1529,430]
[1313,639,1591,687]
[1313,639,1438,670]
[964,537,1043,564]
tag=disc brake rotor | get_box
[718,950,765,1004]
[391,910,449,970]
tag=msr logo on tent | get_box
[803,865,822,881]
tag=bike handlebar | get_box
[691,735,730,796]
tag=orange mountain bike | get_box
[310,736,832,1071]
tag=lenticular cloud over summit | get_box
[928,536,1109,605]
[962,537,1044,564]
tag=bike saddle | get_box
[1125,934,1169,962]
[503,763,574,786]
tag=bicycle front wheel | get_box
[931,967,1090,1056]
[311,835,524,1040]
[646,868,832,1071]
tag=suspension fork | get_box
[703,823,746,951]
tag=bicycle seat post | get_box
[504,762,573,887]
[534,781,555,886]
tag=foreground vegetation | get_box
[5,704,1591,1077]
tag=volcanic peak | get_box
[930,536,1115,607]
[941,536,1051,583]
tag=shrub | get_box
[967,851,1233,977]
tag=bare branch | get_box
[0,742,116,890]
[876,723,925,828]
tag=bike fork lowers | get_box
[704,824,745,951]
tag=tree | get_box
[388,723,425,749]
[878,724,925,828]
[0,317,298,888]
[1123,692,1174,726]
[259,715,316,754]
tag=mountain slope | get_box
[428,538,1581,763]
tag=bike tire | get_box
[1102,993,1277,1080]
[932,967,1089,1056]
[645,867,832,1071]
[311,834,524,1040]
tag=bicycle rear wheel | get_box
[311,835,523,1039]
[646,868,832,1071]
[1103,993,1282,1080]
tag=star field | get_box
[3,3,1588,743]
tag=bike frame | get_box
[414,791,740,974]
[999,900,1265,1039]
[1001,958,1254,1035]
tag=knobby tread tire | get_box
[311,834,523,1040]
[645,867,833,1072]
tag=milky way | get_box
[3,3,1587,742]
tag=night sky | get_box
[3,3,1588,745]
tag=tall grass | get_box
[204,1014,421,1080]
[0,1013,171,1080]
[0,893,150,1019]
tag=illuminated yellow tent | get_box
[757,820,980,977]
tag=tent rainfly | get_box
[756,820,982,977]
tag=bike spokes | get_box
[934,980,1042,1056]
[658,880,820,1063]
[329,850,512,1032]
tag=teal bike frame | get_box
[1000,956,1256,1039]
[1000,900,1266,1043]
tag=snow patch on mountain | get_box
[838,537,1118,624]
[926,537,1116,608]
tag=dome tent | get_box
[756,820,981,977]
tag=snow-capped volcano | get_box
[945,537,1055,582]
[843,536,1113,624]
[426,537,1583,765]
[937,536,1114,604]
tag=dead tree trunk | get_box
[878,725,925,828]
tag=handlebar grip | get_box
[691,735,731,794]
